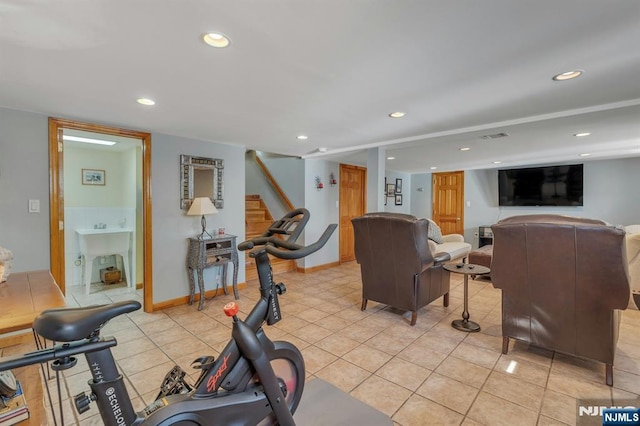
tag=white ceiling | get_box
[1,1,639,173]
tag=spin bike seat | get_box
[33,300,141,342]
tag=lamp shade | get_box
[187,197,218,216]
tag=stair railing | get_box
[252,153,295,212]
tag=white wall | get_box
[384,171,411,214]
[0,108,50,272]
[404,158,640,248]
[463,157,640,247]
[64,147,129,207]
[410,173,432,219]
[302,159,340,268]
[152,134,246,304]
[257,153,305,209]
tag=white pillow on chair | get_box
[426,219,443,244]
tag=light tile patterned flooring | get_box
[6,262,640,425]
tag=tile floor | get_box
[5,262,640,425]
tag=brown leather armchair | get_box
[491,214,630,386]
[352,213,450,326]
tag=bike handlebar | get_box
[238,208,337,260]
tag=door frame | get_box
[48,118,154,312]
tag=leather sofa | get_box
[427,234,472,263]
[422,218,472,263]
[352,213,451,326]
[491,214,630,386]
[627,225,640,309]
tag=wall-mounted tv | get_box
[498,164,584,207]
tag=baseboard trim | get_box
[152,282,247,311]
[296,261,340,274]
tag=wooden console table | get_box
[0,270,66,338]
[187,234,239,310]
[0,270,66,425]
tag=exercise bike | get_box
[0,208,336,425]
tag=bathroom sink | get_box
[76,228,134,294]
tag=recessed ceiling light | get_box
[388,112,405,118]
[552,70,583,81]
[297,135,308,140]
[387,156,395,160]
[137,98,155,106]
[63,135,116,146]
[459,147,471,151]
[579,153,592,157]
[318,147,328,153]
[430,166,437,170]
[493,161,502,164]
[574,132,591,137]
[203,32,231,48]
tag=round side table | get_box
[443,263,490,332]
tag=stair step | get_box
[246,258,296,281]
[246,209,266,221]
[245,195,287,280]
[246,220,272,234]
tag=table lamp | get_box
[187,197,218,239]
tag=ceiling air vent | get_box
[481,132,509,140]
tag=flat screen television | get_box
[498,164,583,206]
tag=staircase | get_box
[245,195,296,281]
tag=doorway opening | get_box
[48,118,153,312]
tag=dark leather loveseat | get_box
[352,213,451,326]
[491,214,630,385]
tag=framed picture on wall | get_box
[82,169,105,185]
[395,178,402,194]
[395,194,403,205]
[386,183,395,197]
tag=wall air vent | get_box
[481,132,509,140]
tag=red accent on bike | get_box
[206,353,231,392]
[223,302,239,317]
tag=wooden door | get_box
[339,164,366,263]
[432,171,464,235]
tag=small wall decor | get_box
[329,172,337,187]
[82,169,105,185]
[315,176,324,190]
[386,184,396,197]
[395,194,403,205]
[395,178,403,194]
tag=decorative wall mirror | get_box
[180,154,224,209]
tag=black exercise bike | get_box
[0,208,336,425]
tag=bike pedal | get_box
[156,365,193,399]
